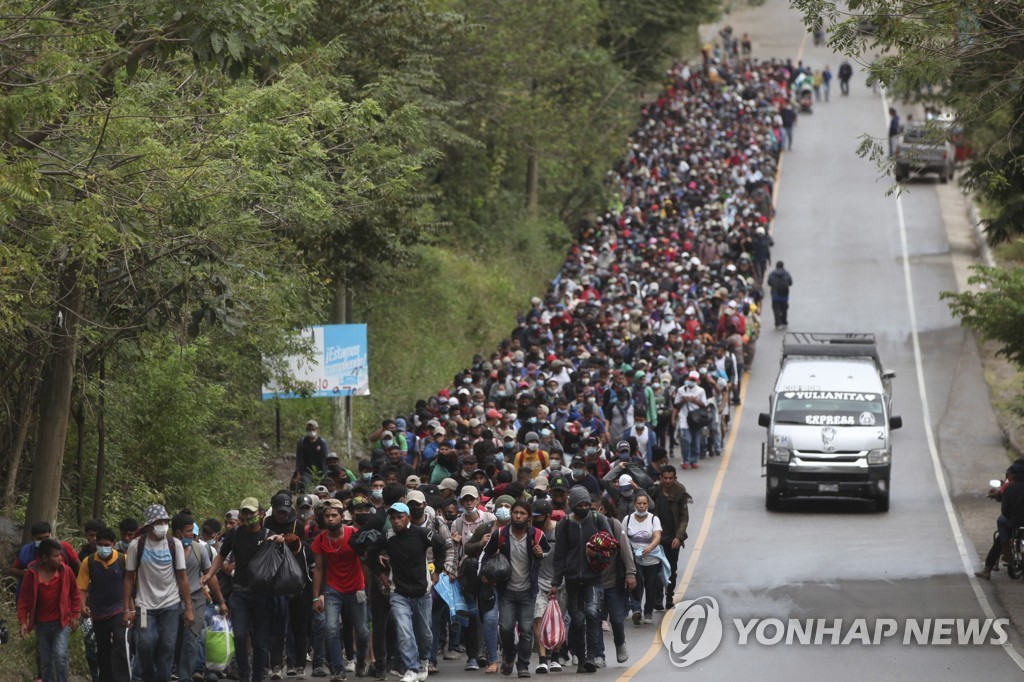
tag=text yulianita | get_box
[732,618,1010,646]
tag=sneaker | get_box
[272,669,284,681]
[691,462,699,469]
[346,662,356,674]
[582,660,597,673]
[593,657,606,669]
[427,664,438,675]
[373,667,386,681]
[547,661,561,673]
[464,660,480,672]
[570,655,578,666]
[356,662,370,679]
[518,670,531,679]
[681,463,691,470]
[616,643,629,664]
[286,670,299,679]
[399,673,418,682]
[643,615,653,624]
[633,611,642,626]
[535,663,548,675]
[500,661,514,676]
[442,651,462,661]
[417,663,429,682]
[331,674,346,682]
[313,669,331,679]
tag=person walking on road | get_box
[779,102,797,151]
[888,108,901,157]
[18,538,82,682]
[767,261,793,330]
[838,60,853,96]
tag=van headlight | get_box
[768,447,791,463]
[867,449,891,465]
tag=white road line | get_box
[884,92,1024,670]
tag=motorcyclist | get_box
[976,461,1024,579]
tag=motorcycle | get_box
[987,478,1024,579]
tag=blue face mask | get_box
[495,454,505,463]
[181,538,193,547]
[97,546,113,559]
[495,507,511,522]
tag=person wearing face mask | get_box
[312,499,370,680]
[623,494,663,626]
[566,456,602,495]
[671,371,707,470]
[204,498,278,682]
[429,440,459,485]
[294,419,329,493]
[17,538,82,682]
[172,513,227,682]
[8,521,81,594]
[495,431,520,478]
[405,490,457,675]
[123,504,194,682]
[481,500,551,677]
[602,441,654,497]
[513,432,549,480]
[463,495,514,674]
[368,477,387,513]
[622,413,656,464]
[548,487,614,674]
[77,527,131,682]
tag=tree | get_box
[942,266,1024,368]
[790,0,1024,244]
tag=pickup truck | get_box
[894,123,955,183]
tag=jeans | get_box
[429,593,449,665]
[325,587,369,671]
[35,621,70,682]
[177,593,205,681]
[93,616,131,682]
[390,593,432,672]
[230,589,273,682]
[311,609,326,671]
[564,581,602,663]
[137,603,181,682]
[662,542,681,604]
[631,563,664,617]
[596,586,627,659]
[498,589,534,669]
[678,427,703,465]
[783,125,793,150]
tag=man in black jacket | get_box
[548,487,611,674]
[368,502,446,682]
[294,420,329,492]
[767,261,793,330]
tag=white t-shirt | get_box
[625,512,662,566]
[127,536,186,610]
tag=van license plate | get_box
[818,483,839,493]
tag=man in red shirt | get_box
[17,538,82,682]
[312,498,369,680]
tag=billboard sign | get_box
[262,324,369,399]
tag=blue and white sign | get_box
[262,324,369,399]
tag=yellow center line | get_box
[616,377,749,680]
[615,27,806,678]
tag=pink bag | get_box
[540,596,566,650]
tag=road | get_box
[424,1,1024,680]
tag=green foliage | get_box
[942,266,1024,368]
[791,0,1024,244]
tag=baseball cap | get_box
[407,490,427,505]
[532,499,554,516]
[571,456,586,467]
[388,502,410,515]
[502,429,517,440]
[313,485,329,495]
[533,477,549,491]
[225,510,239,521]
[616,440,631,453]
[271,493,292,510]
[325,451,339,461]
[349,496,372,510]
[618,474,634,487]
[549,476,569,491]
[439,478,458,492]
[688,370,700,380]
[468,418,481,428]
[240,497,260,513]
[406,475,421,487]
[306,419,319,429]
[486,409,502,420]
[460,485,480,500]
[433,426,447,436]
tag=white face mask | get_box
[152,523,169,539]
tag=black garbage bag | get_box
[248,541,304,596]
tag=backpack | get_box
[132,534,185,573]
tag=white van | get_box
[757,333,902,511]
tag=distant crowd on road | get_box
[14,46,815,682]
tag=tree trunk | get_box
[74,399,86,526]
[329,281,347,455]
[93,357,106,520]
[2,386,36,513]
[526,150,539,219]
[23,263,84,543]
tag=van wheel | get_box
[766,492,781,511]
[876,489,890,512]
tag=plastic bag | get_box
[540,597,566,651]
[480,552,511,584]
[434,574,469,625]
[205,615,235,672]
[248,541,304,596]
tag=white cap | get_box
[618,474,634,487]
[407,490,426,505]
[460,485,480,500]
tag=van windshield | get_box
[774,391,884,426]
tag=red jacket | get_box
[17,560,81,631]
